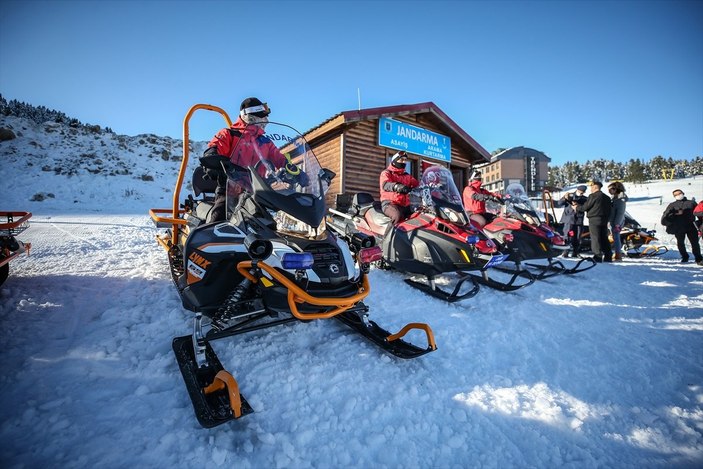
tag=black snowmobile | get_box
[326,165,519,302]
[150,104,436,428]
[0,211,32,286]
[480,183,595,279]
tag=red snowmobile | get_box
[0,211,32,286]
[326,165,528,302]
[150,105,436,428]
[479,183,595,279]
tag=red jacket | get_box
[462,180,500,214]
[694,201,703,217]
[207,118,287,176]
[379,165,419,206]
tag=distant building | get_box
[473,146,551,195]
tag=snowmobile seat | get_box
[192,166,218,200]
[335,193,353,213]
[190,166,217,223]
[350,193,390,233]
[365,203,391,232]
[352,192,376,217]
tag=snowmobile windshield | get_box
[410,165,469,224]
[225,122,334,239]
[502,183,542,226]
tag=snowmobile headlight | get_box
[359,246,383,264]
[439,206,462,223]
[274,212,327,240]
[465,235,480,244]
[281,252,315,270]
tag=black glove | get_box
[393,183,410,194]
[490,195,504,204]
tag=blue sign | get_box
[378,117,451,162]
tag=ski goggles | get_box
[241,103,270,118]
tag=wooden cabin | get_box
[299,102,491,207]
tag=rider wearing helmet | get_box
[462,170,502,226]
[379,151,419,225]
[201,97,288,223]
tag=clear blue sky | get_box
[1,0,701,165]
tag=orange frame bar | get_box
[236,260,370,320]
[149,104,232,248]
[0,211,32,230]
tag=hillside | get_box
[1,114,207,212]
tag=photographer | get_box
[554,185,587,257]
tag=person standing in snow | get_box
[201,97,288,223]
[462,170,503,227]
[608,181,628,261]
[554,185,587,257]
[660,189,702,265]
[574,181,612,262]
[379,151,419,225]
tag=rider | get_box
[554,184,588,257]
[201,97,288,223]
[462,170,502,226]
[379,151,419,225]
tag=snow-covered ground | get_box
[1,114,702,468]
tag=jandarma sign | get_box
[378,117,451,162]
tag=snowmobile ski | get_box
[626,245,668,258]
[172,334,253,428]
[404,274,480,303]
[557,256,597,274]
[463,267,535,292]
[335,310,436,359]
[522,259,568,279]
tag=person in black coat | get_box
[661,189,702,264]
[574,181,612,262]
[554,185,587,257]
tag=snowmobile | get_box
[0,211,32,287]
[479,184,595,279]
[149,104,436,428]
[540,190,667,258]
[615,212,667,258]
[326,165,525,302]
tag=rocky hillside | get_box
[0,113,207,212]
